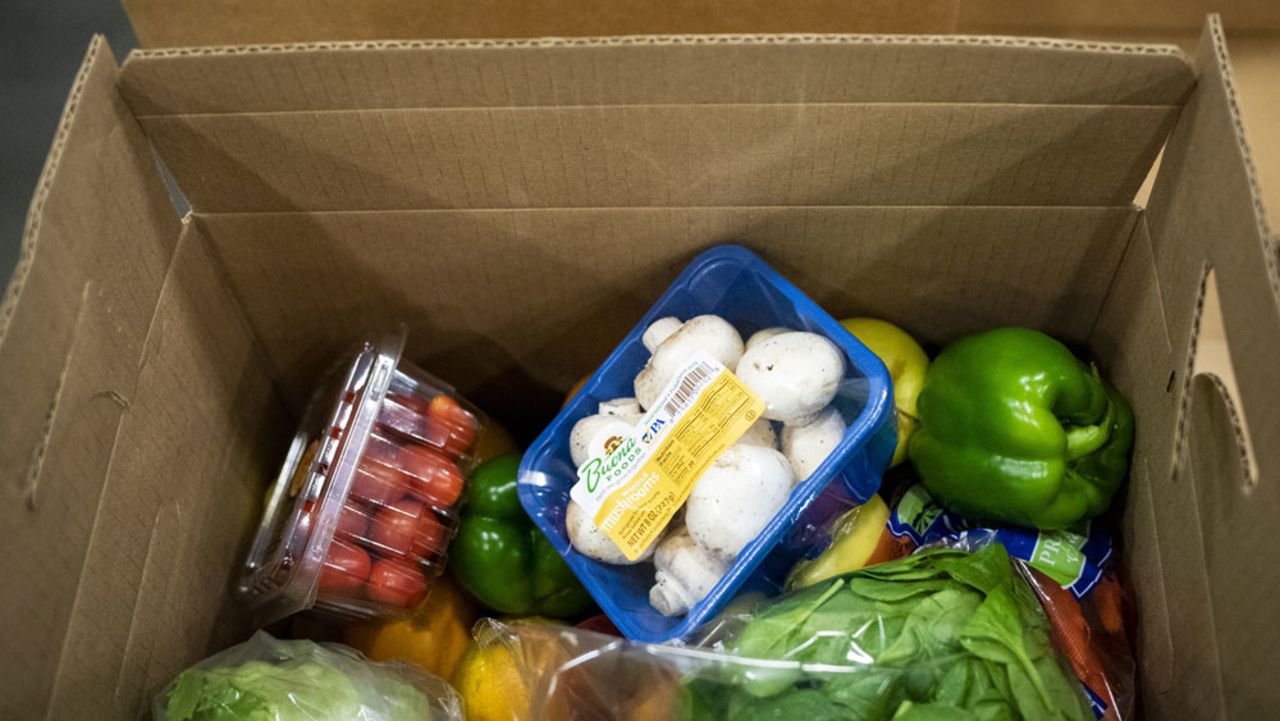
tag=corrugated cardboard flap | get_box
[1101,14,1280,720]
[40,221,285,719]
[0,38,284,720]
[119,35,1193,114]
[118,36,1194,213]
[0,37,183,718]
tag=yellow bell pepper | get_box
[453,618,564,721]
[452,633,528,721]
[840,318,929,467]
[786,494,902,590]
[343,576,478,681]
[456,618,685,721]
[472,416,520,466]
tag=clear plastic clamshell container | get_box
[240,328,484,623]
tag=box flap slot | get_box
[1146,19,1279,478]
[1190,270,1257,487]
[139,103,1178,213]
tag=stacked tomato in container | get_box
[240,330,483,622]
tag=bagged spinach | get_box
[684,543,1094,721]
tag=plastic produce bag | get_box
[154,631,463,721]
[1025,570,1134,721]
[886,484,1136,720]
[470,618,680,721]
[486,543,1097,721]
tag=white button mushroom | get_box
[642,317,684,352]
[633,367,664,413]
[745,326,790,350]
[634,315,744,410]
[565,499,655,565]
[569,414,636,468]
[649,525,729,616]
[736,332,844,425]
[781,407,847,481]
[599,397,642,420]
[686,444,796,560]
[737,417,778,449]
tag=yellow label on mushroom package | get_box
[570,352,765,560]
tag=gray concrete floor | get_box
[1,1,136,286]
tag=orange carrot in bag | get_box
[1027,567,1120,721]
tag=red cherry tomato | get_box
[299,500,369,542]
[399,444,464,509]
[362,432,402,467]
[426,394,478,458]
[378,392,434,441]
[349,457,409,506]
[318,539,371,591]
[370,499,447,560]
[336,501,371,541]
[365,558,429,607]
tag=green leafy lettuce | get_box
[681,544,1093,721]
[161,633,431,721]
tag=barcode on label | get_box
[662,362,714,418]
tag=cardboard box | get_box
[2,13,1276,720]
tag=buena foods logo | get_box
[581,436,640,493]
[581,418,667,493]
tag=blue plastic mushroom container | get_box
[518,245,895,642]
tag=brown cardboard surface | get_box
[1145,20,1280,717]
[1146,22,1279,489]
[197,206,1136,433]
[43,222,285,719]
[141,104,1176,212]
[5,16,1280,720]
[118,37,1193,115]
[1091,16,1280,718]
[123,0,960,47]
[0,37,183,719]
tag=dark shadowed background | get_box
[1,0,136,285]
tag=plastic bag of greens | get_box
[886,484,1136,720]
[154,630,463,721]
[488,543,1096,721]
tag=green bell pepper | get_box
[450,454,593,617]
[908,328,1135,530]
